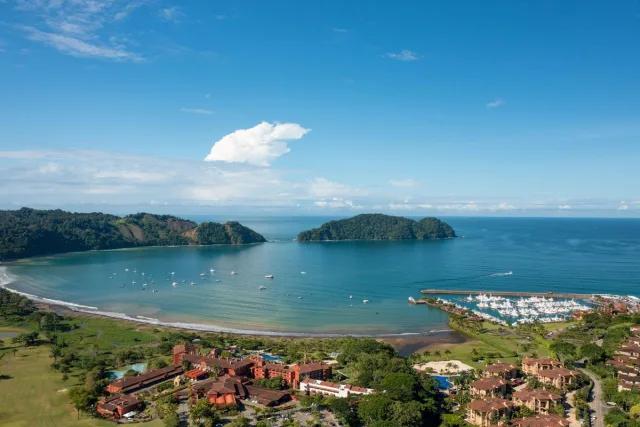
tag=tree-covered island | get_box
[297,214,456,242]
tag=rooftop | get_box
[468,398,512,412]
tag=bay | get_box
[3,217,639,335]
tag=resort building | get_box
[207,376,247,408]
[184,368,208,381]
[245,385,292,407]
[512,414,570,427]
[96,394,142,419]
[183,353,255,377]
[613,325,640,391]
[172,342,197,365]
[483,362,519,380]
[512,388,562,414]
[467,398,512,427]
[299,379,374,398]
[106,365,184,394]
[537,367,576,389]
[521,357,561,376]
[252,359,332,388]
[470,377,508,398]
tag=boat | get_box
[190,282,197,286]
[259,285,267,290]
[300,271,307,275]
[230,271,237,275]
[264,274,274,279]
[171,282,178,287]
[408,296,416,304]
[210,269,215,273]
[362,299,369,304]
[349,295,353,299]
[199,273,205,276]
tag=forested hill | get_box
[297,214,456,242]
[0,208,266,261]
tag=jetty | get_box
[420,289,596,300]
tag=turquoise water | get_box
[3,217,640,335]
[108,362,147,379]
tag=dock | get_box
[419,289,596,300]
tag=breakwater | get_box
[420,289,596,300]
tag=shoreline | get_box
[0,266,461,342]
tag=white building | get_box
[299,379,373,398]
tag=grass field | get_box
[0,326,161,427]
[413,319,559,368]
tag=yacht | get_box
[362,299,369,304]
[171,282,178,287]
[259,285,267,290]
[230,271,237,275]
[264,274,274,279]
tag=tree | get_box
[163,412,180,427]
[189,399,218,426]
[228,416,251,427]
[12,331,39,346]
[580,343,607,364]
[68,387,96,419]
[379,372,417,402]
[390,400,423,426]
[358,394,393,424]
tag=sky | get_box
[1,1,639,217]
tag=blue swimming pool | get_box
[433,375,453,390]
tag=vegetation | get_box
[0,207,266,261]
[297,213,456,241]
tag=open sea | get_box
[2,217,639,335]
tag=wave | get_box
[490,271,513,277]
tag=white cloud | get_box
[389,178,420,188]
[205,122,310,166]
[486,98,505,109]
[558,204,572,210]
[21,26,142,61]
[180,107,214,115]
[159,6,183,22]
[385,49,419,62]
[309,177,364,199]
[618,201,629,211]
[13,1,144,61]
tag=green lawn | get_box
[414,319,561,368]
[0,326,161,427]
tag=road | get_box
[580,368,606,427]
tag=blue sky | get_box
[1,1,639,216]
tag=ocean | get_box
[2,217,639,335]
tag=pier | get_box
[420,289,596,300]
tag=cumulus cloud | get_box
[486,98,505,109]
[385,49,419,61]
[205,122,310,166]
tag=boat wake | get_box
[490,271,513,277]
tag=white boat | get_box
[362,299,369,304]
[200,273,205,276]
[230,271,237,275]
[259,285,267,290]
[190,282,197,286]
[300,271,307,275]
[171,282,178,287]
[264,274,274,279]
[210,269,215,273]
[408,296,416,304]
[349,295,353,299]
